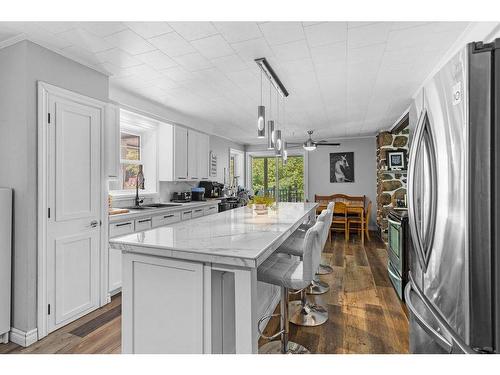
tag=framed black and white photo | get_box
[330,152,354,183]
[387,149,407,170]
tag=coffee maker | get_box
[198,181,223,198]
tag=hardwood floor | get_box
[0,232,408,354]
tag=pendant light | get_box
[303,130,317,151]
[267,79,275,150]
[257,69,265,138]
[274,90,282,156]
[282,141,288,165]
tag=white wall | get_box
[0,40,109,333]
[307,137,377,228]
[209,135,245,185]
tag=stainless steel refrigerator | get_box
[406,39,500,354]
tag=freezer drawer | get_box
[152,212,181,228]
[109,220,135,238]
[135,218,152,231]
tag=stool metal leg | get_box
[288,288,328,326]
[306,273,330,295]
[259,286,310,354]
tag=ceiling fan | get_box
[289,130,341,151]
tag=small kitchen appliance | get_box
[198,181,223,198]
[171,191,191,203]
[191,187,205,201]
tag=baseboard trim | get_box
[10,328,38,347]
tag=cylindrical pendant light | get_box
[275,130,282,156]
[257,69,265,138]
[267,120,275,149]
[282,141,288,165]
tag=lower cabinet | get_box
[108,247,122,295]
[108,204,219,295]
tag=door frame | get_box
[245,148,308,200]
[37,81,109,340]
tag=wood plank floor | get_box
[0,232,408,354]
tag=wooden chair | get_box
[347,200,372,242]
[330,201,348,242]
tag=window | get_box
[229,155,235,187]
[120,131,144,190]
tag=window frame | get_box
[119,130,144,191]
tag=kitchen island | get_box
[109,202,317,354]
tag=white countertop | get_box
[109,202,317,268]
[108,200,221,223]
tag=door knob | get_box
[89,220,99,228]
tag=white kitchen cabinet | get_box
[181,210,193,221]
[108,247,122,294]
[104,103,120,179]
[204,204,218,216]
[152,211,181,228]
[158,124,209,182]
[174,126,189,181]
[188,129,199,180]
[192,207,204,218]
[135,217,152,231]
[198,132,210,180]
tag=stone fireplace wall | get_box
[376,129,409,241]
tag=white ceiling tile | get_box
[135,50,177,70]
[148,32,196,57]
[105,29,156,55]
[79,22,127,37]
[347,22,392,49]
[304,22,347,47]
[310,41,346,63]
[230,37,275,62]
[95,48,142,68]
[61,45,101,66]
[116,64,164,81]
[210,54,248,73]
[125,22,173,39]
[172,52,212,71]
[391,22,430,31]
[213,22,262,43]
[56,28,113,53]
[191,34,234,59]
[271,39,310,62]
[348,22,378,29]
[168,22,218,41]
[161,65,193,82]
[259,22,305,46]
[347,43,385,64]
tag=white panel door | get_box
[47,94,101,333]
[173,126,188,180]
[187,129,199,180]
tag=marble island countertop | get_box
[109,202,317,268]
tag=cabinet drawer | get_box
[109,221,134,238]
[152,212,181,228]
[192,208,204,218]
[135,218,152,231]
[204,205,218,216]
[181,210,192,221]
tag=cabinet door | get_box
[158,123,174,181]
[188,130,199,180]
[104,103,120,179]
[198,133,210,180]
[174,126,188,180]
[108,247,122,293]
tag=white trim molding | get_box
[9,328,38,347]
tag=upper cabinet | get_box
[158,124,209,182]
[104,103,120,179]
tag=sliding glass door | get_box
[250,155,304,202]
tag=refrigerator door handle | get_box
[406,272,476,354]
[405,279,453,353]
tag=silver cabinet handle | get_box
[163,214,175,219]
[184,211,192,214]
[195,209,202,212]
[138,218,151,223]
[115,222,132,227]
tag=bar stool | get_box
[277,210,330,326]
[257,221,324,354]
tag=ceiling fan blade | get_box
[314,142,341,146]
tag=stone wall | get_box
[376,129,409,241]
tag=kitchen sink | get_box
[143,203,182,208]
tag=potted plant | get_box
[248,196,275,215]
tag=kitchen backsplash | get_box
[159,181,197,202]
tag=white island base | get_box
[112,203,317,354]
